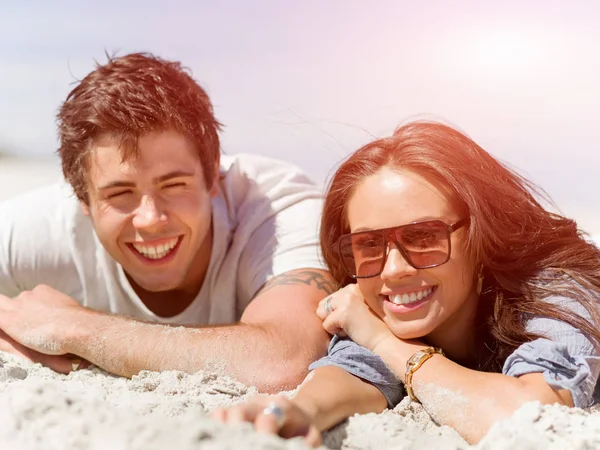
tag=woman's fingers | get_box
[316,295,333,320]
[254,406,284,434]
[210,407,227,422]
[322,311,343,336]
[225,403,258,424]
[211,399,264,425]
[211,395,320,443]
[303,425,323,448]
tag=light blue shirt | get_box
[309,295,600,409]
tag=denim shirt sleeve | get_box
[308,336,405,408]
[503,296,600,408]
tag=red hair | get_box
[57,52,222,203]
[321,121,600,370]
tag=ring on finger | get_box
[324,296,333,315]
[262,402,286,428]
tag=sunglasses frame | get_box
[334,218,469,279]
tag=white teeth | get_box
[132,237,179,260]
[389,288,433,305]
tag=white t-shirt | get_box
[0,153,326,326]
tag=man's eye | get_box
[107,191,132,199]
[163,182,185,189]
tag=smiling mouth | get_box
[128,236,182,261]
[385,286,437,306]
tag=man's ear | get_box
[80,201,90,216]
[209,162,220,198]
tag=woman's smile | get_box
[380,285,437,314]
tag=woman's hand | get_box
[211,394,322,447]
[316,284,395,352]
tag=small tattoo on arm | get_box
[257,269,337,296]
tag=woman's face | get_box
[345,167,479,345]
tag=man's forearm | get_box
[66,310,319,391]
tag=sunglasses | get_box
[333,219,468,278]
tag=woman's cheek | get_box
[357,283,383,315]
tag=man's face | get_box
[83,130,218,294]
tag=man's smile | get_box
[126,236,183,262]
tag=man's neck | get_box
[130,286,200,318]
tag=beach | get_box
[1,352,599,450]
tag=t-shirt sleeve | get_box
[234,156,327,305]
[503,296,600,408]
[0,183,80,297]
[308,336,405,409]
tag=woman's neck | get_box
[425,290,480,364]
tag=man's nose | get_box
[380,245,418,280]
[132,195,167,230]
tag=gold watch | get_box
[405,347,445,402]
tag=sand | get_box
[1,352,599,449]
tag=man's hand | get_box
[316,284,394,352]
[0,285,86,356]
[0,329,84,374]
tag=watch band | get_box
[405,346,445,402]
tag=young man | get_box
[0,53,334,392]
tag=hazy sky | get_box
[1,0,599,231]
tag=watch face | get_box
[408,349,431,365]
[413,350,427,360]
[407,351,424,367]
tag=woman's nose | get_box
[380,246,418,280]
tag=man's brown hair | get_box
[57,52,222,203]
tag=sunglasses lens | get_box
[394,222,450,268]
[338,221,452,277]
[339,232,386,278]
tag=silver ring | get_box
[262,402,286,428]
[324,296,333,315]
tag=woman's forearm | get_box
[372,337,572,443]
[292,366,388,431]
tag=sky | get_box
[1,0,599,232]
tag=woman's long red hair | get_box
[320,121,600,370]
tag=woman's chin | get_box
[387,319,435,341]
[388,327,428,341]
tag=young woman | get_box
[212,121,600,446]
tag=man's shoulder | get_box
[0,180,90,243]
[1,181,77,218]
[218,153,322,214]
[220,153,319,192]
[0,181,96,296]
